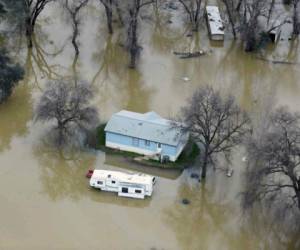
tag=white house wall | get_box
[106,132,180,161]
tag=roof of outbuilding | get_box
[206,5,224,35]
[104,110,183,146]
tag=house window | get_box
[122,187,128,193]
[158,143,161,148]
[132,138,139,146]
[135,189,142,194]
[145,140,150,146]
[97,181,103,185]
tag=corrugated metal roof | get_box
[104,110,182,146]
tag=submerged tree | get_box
[177,0,202,31]
[222,0,238,39]
[239,0,267,51]
[123,0,154,68]
[24,0,56,48]
[243,107,300,213]
[99,0,114,34]
[292,0,300,37]
[175,86,250,179]
[35,80,99,146]
[65,0,89,56]
[0,50,24,103]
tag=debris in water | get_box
[174,50,206,59]
[242,156,247,162]
[227,168,234,177]
[182,198,190,205]
[182,76,190,82]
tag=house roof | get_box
[104,110,183,146]
[206,5,224,35]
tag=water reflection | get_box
[34,145,95,201]
[0,83,31,152]
[164,178,259,250]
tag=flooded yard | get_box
[1,1,300,249]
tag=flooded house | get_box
[104,110,189,162]
[205,5,225,41]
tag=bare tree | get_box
[24,0,55,48]
[175,86,250,179]
[239,0,267,51]
[65,0,89,56]
[123,0,154,68]
[177,0,202,31]
[35,80,99,146]
[243,107,300,213]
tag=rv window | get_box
[112,180,116,184]
[122,187,128,193]
[152,177,156,183]
[97,181,103,185]
[135,189,142,194]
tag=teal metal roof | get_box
[104,110,183,146]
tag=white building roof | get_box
[206,5,224,35]
[104,110,183,146]
[92,169,154,185]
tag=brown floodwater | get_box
[1,1,300,249]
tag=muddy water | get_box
[1,1,300,249]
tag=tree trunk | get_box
[129,11,138,68]
[114,0,124,26]
[201,148,209,179]
[26,18,33,48]
[104,2,113,34]
[293,1,299,36]
[236,0,242,11]
[72,19,79,55]
[223,0,236,39]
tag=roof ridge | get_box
[114,112,171,127]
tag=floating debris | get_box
[182,198,190,205]
[174,50,206,59]
[242,156,247,162]
[182,76,190,82]
[226,168,234,177]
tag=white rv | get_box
[89,169,156,199]
[206,5,225,41]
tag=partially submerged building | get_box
[206,5,225,41]
[104,110,189,162]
